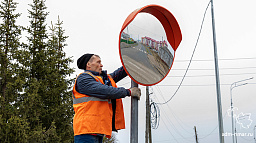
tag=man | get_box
[73,53,141,143]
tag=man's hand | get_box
[129,87,141,100]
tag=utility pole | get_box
[131,80,138,143]
[149,113,152,143]
[210,0,225,142]
[194,126,199,143]
[145,86,152,143]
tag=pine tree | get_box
[0,0,21,119]
[0,0,29,142]
[24,0,74,142]
[27,0,48,79]
[22,0,49,141]
[46,16,75,142]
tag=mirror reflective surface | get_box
[120,13,175,85]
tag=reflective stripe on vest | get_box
[73,94,108,104]
[72,71,110,104]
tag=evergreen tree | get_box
[0,0,21,119]
[0,0,74,142]
[44,16,74,142]
[0,0,29,142]
[21,0,49,141]
[24,0,74,142]
[27,0,48,79]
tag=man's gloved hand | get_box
[129,87,141,100]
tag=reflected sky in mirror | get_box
[120,13,175,85]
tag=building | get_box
[121,32,130,39]
[158,46,173,67]
[141,36,168,51]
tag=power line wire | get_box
[156,1,211,105]
[159,105,195,142]
[156,83,256,87]
[175,57,256,62]
[154,86,194,135]
[118,72,256,87]
[159,114,180,143]
[150,87,195,142]
[172,66,256,71]
[198,110,229,140]
[150,89,194,142]
[150,101,160,129]
[198,121,221,140]
[168,72,256,78]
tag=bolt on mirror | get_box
[119,4,182,86]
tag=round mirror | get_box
[119,5,182,86]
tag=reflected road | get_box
[121,42,168,85]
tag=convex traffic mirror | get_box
[119,5,182,86]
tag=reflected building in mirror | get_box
[120,29,173,85]
[141,36,173,68]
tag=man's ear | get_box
[86,62,90,69]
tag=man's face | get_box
[87,55,103,74]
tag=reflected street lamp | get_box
[230,77,253,143]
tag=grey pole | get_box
[230,86,235,143]
[145,86,149,143]
[230,77,253,143]
[210,0,225,143]
[131,80,138,143]
[254,125,256,143]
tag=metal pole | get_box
[194,126,199,143]
[230,87,235,143]
[148,87,152,143]
[230,77,253,143]
[149,110,152,143]
[234,126,237,143]
[254,126,256,143]
[131,80,138,143]
[145,86,149,143]
[210,0,225,143]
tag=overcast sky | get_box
[15,0,256,142]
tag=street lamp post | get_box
[230,77,253,143]
[254,125,256,143]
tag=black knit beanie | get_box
[77,53,94,70]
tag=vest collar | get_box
[84,70,110,85]
[84,70,107,76]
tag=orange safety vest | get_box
[72,72,125,138]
